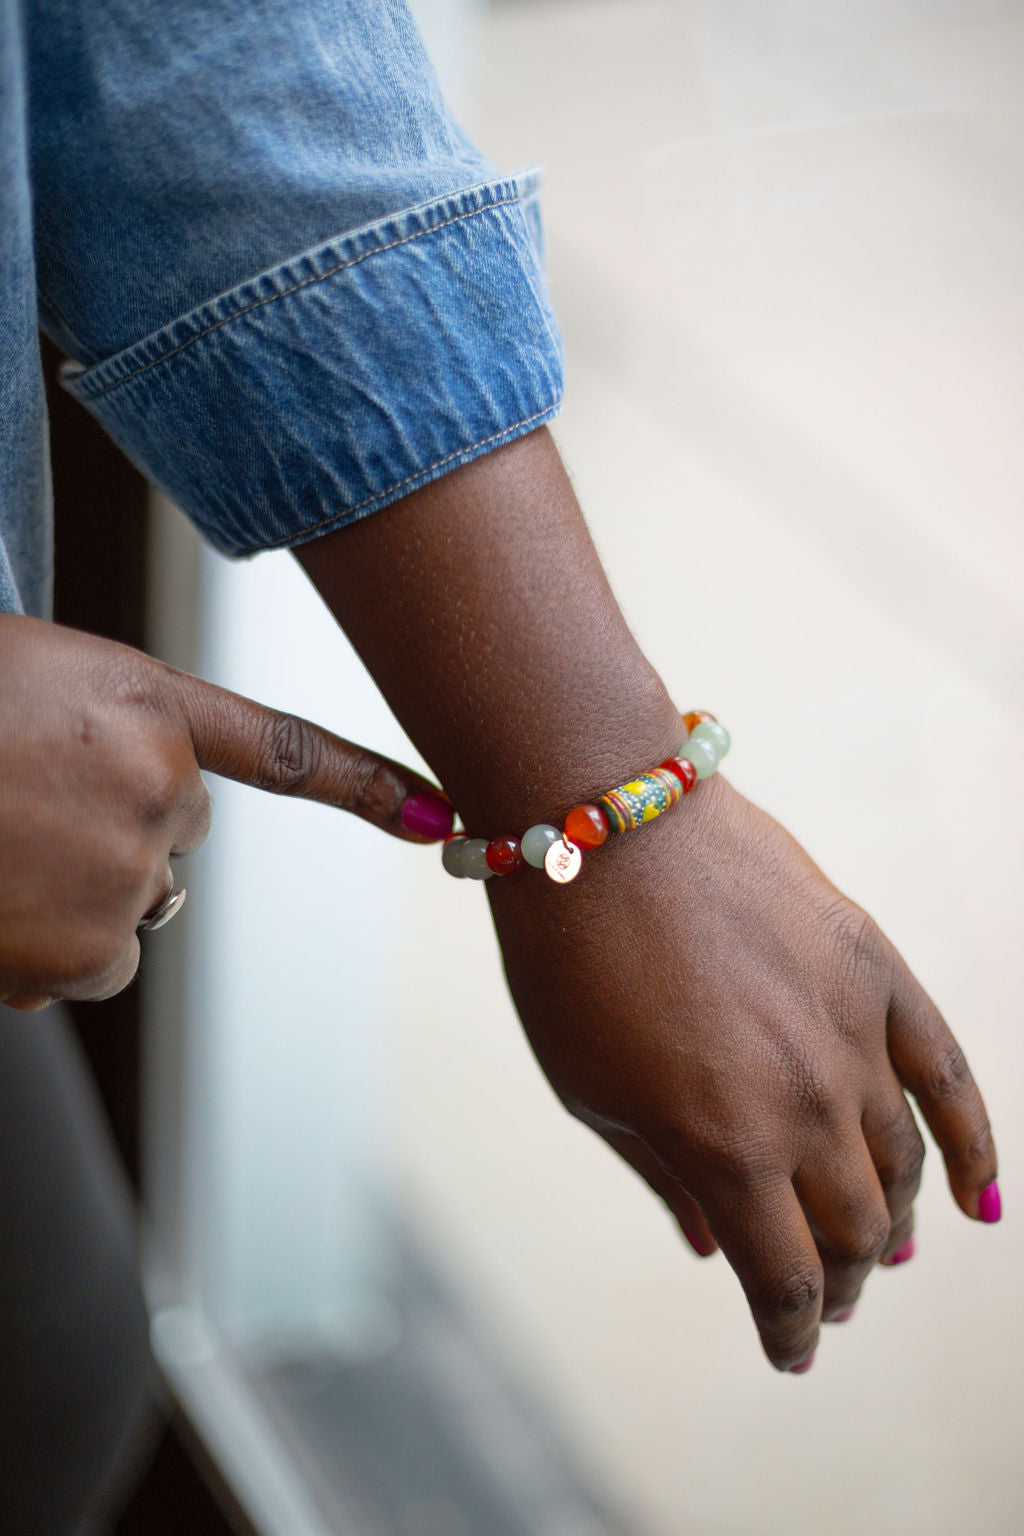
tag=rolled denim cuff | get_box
[62,170,563,557]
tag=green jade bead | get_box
[680,729,721,780]
[690,719,731,757]
[460,838,493,879]
[441,836,468,878]
[521,824,561,868]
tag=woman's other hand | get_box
[491,773,998,1372]
[0,615,450,1007]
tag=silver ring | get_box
[138,888,187,932]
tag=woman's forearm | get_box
[294,426,684,832]
[294,422,997,1376]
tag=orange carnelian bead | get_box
[659,757,698,795]
[485,835,526,875]
[683,709,717,734]
[563,803,610,850]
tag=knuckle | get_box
[828,1210,891,1268]
[102,836,154,901]
[343,752,389,818]
[110,653,162,713]
[135,760,181,826]
[63,930,126,992]
[653,1119,773,1190]
[753,1265,823,1325]
[189,782,213,845]
[256,714,322,796]
[873,1116,926,1192]
[173,779,213,855]
[132,738,195,824]
[793,1065,837,1133]
[821,901,891,997]
[955,1120,996,1174]
[921,1040,972,1104]
[88,941,141,1001]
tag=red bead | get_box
[659,757,698,795]
[563,803,610,849]
[683,710,716,733]
[485,835,526,875]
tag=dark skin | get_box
[0,427,997,1372]
[296,426,998,1372]
[0,617,449,1008]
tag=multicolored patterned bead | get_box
[522,824,561,868]
[597,766,682,835]
[442,710,728,883]
[563,803,610,850]
[659,757,698,795]
[486,835,526,875]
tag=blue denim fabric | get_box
[0,0,563,607]
[0,0,52,617]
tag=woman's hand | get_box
[0,615,450,1008]
[490,773,998,1372]
[294,427,999,1372]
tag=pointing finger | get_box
[168,669,452,842]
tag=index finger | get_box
[887,954,999,1222]
[167,667,453,842]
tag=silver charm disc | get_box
[544,837,582,884]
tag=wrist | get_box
[446,708,728,891]
[295,427,694,834]
[442,662,687,833]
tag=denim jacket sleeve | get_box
[30,0,563,557]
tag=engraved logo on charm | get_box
[544,837,582,884]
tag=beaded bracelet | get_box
[442,711,730,885]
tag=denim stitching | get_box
[515,188,564,372]
[254,402,560,553]
[79,193,525,397]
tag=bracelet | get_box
[442,711,729,885]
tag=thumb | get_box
[168,667,453,842]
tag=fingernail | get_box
[880,1236,916,1267]
[789,1354,816,1375]
[401,793,454,840]
[978,1180,1001,1224]
[830,1306,856,1323]
[680,1225,716,1258]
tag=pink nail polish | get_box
[978,1181,1001,1224]
[680,1226,716,1258]
[831,1306,856,1323]
[789,1354,816,1375]
[881,1236,916,1267]
[401,793,454,840]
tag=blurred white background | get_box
[390,3,1024,1533]
[152,3,1023,1533]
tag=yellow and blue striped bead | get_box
[597,767,682,835]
